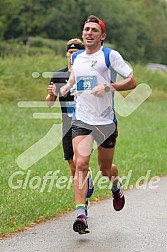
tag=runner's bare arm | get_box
[110,74,136,91]
[46,82,57,107]
[60,70,75,97]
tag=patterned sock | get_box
[86,169,94,198]
[112,177,122,192]
[76,204,86,217]
[85,199,89,207]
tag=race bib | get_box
[76,76,97,92]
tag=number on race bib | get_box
[83,81,91,89]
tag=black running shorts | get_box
[62,128,74,160]
[72,120,118,148]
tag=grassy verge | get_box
[0,54,167,104]
[0,99,166,236]
[0,53,66,103]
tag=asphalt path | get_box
[0,176,167,252]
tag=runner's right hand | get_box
[60,83,71,97]
[48,82,57,96]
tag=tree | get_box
[1,0,167,63]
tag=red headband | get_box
[98,19,106,33]
[85,18,106,33]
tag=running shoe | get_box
[86,168,94,198]
[73,215,90,234]
[112,188,125,211]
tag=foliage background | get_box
[0,0,167,63]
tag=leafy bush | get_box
[29,37,67,56]
[0,38,67,58]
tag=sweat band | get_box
[66,43,85,52]
[85,18,106,33]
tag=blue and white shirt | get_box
[72,46,132,125]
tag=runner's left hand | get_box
[91,85,106,97]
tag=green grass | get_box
[0,54,167,104]
[0,53,167,236]
[0,53,66,103]
[133,64,167,100]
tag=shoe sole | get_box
[73,219,90,234]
